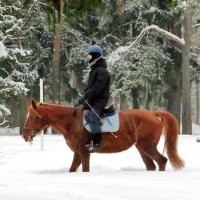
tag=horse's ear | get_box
[27,100,30,107]
[31,100,38,111]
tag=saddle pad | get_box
[83,111,120,133]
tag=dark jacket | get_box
[83,57,110,110]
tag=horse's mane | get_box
[37,102,76,112]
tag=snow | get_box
[191,124,200,135]
[0,135,200,200]
[0,105,11,116]
[0,41,8,58]
[179,124,200,135]
[107,46,128,64]
[0,78,29,95]
[108,24,185,65]
[0,127,19,135]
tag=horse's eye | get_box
[35,115,42,120]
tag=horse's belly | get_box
[99,141,134,153]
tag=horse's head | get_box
[22,100,48,142]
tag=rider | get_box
[78,44,111,151]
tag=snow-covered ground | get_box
[0,134,200,200]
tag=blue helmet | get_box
[85,44,103,55]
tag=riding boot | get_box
[92,133,101,146]
[85,133,93,149]
[85,107,102,152]
[85,133,101,152]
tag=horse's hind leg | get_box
[136,144,156,171]
[148,148,167,171]
[139,143,168,171]
[69,152,81,172]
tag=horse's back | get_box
[119,109,163,141]
[119,109,162,125]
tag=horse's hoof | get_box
[69,168,77,172]
[159,158,168,171]
[147,166,156,171]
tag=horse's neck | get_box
[38,104,76,133]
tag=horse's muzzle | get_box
[22,132,35,142]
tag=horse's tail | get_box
[155,111,185,170]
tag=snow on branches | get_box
[108,24,185,65]
[0,1,38,95]
[0,1,38,119]
[0,41,8,58]
[107,25,178,96]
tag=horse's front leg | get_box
[80,150,90,172]
[69,152,81,172]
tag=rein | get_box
[73,104,80,117]
[23,114,43,141]
[23,127,41,133]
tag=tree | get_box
[109,0,200,134]
[181,1,192,134]
[106,1,172,110]
[23,0,104,104]
[0,1,38,125]
[51,0,64,103]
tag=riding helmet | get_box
[85,44,103,55]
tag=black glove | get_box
[78,94,86,105]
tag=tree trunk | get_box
[70,70,77,106]
[196,77,200,124]
[145,83,152,110]
[114,0,129,109]
[51,0,64,104]
[181,3,192,134]
[8,97,19,127]
[18,96,28,134]
[52,24,61,103]
[114,95,120,111]
[165,14,182,123]
[166,70,181,122]
[131,88,140,109]
[119,94,129,110]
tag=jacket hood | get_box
[90,57,107,69]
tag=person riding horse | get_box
[78,44,111,152]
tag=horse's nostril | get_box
[22,134,28,141]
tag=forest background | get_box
[0,0,200,135]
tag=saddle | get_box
[83,104,120,133]
[103,104,116,115]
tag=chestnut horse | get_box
[22,100,184,172]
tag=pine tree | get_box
[0,0,52,128]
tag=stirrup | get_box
[85,141,100,152]
[85,140,93,150]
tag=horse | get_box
[22,100,184,172]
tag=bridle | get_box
[23,114,43,142]
[23,126,42,133]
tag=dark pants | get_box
[88,107,102,145]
